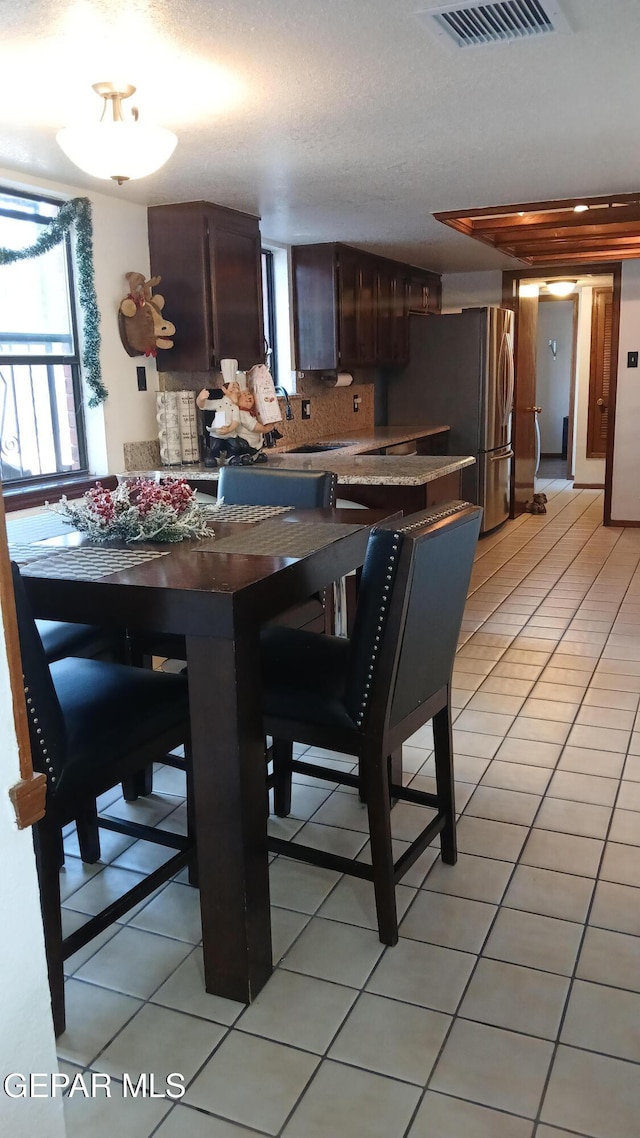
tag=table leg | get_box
[186,631,272,1003]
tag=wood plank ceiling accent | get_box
[434,193,640,265]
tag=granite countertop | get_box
[255,453,474,485]
[124,454,474,488]
[122,425,475,488]
[272,425,450,457]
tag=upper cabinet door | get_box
[207,214,264,370]
[337,245,359,367]
[292,244,339,371]
[376,263,409,366]
[148,201,263,373]
[407,269,441,316]
[408,273,429,315]
[376,263,394,366]
[392,273,410,365]
[148,203,214,371]
[356,257,377,366]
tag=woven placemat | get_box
[6,512,74,543]
[8,542,72,565]
[18,545,169,581]
[199,518,365,559]
[199,503,294,523]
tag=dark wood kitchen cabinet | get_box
[407,267,442,315]
[293,243,377,371]
[148,201,264,372]
[377,261,409,366]
[337,248,378,367]
[292,242,439,372]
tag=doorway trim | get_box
[538,293,579,481]
[502,261,622,526]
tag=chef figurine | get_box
[196,381,271,466]
[196,380,241,467]
[235,389,270,463]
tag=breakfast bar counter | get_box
[123,454,476,512]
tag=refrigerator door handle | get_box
[490,449,514,462]
[504,332,515,427]
[496,333,507,428]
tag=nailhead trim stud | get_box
[354,504,474,727]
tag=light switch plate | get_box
[628,351,638,368]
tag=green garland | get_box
[0,197,108,407]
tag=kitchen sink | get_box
[287,443,349,453]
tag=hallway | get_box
[57,482,640,1138]
[537,457,570,482]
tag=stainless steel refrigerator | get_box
[387,306,514,533]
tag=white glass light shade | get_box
[56,120,177,183]
[546,280,576,298]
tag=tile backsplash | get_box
[123,372,375,471]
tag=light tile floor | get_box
[57,481,640,1138]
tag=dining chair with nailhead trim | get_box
[260,502,482,944]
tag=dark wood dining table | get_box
[11,504,396,1004]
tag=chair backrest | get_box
[344,502,482,731]
[218,466,336,509]
[10,562,66,788]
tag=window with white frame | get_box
[261,248,278,385]
[0,188,87,485]
[261,242,295,392]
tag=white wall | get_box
[441,270,503,313]
[611,260,640,521]
[573,287,606,487]
[0,597,66,1136]
[536,300,573,455]
[0,166,158,476]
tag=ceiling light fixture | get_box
[57,83,177,185]
[574,204,589,213]
[546,280,576,297]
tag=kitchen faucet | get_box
[274,386,294,421]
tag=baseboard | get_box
[573,482,604,490]
[609,518,640,527]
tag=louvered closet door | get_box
[587,286,613,459]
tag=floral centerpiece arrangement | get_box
[50,478,211,543]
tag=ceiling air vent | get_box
[417,0,570,47]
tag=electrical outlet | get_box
[353,394,361,413]
[136,366,147,391]
[628,351,638,368]
[301,400,311,419]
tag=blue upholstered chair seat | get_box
[48,657,189,797]
[261,626,355,731]
[36,619,121,664]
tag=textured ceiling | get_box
[1,0,640,271]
